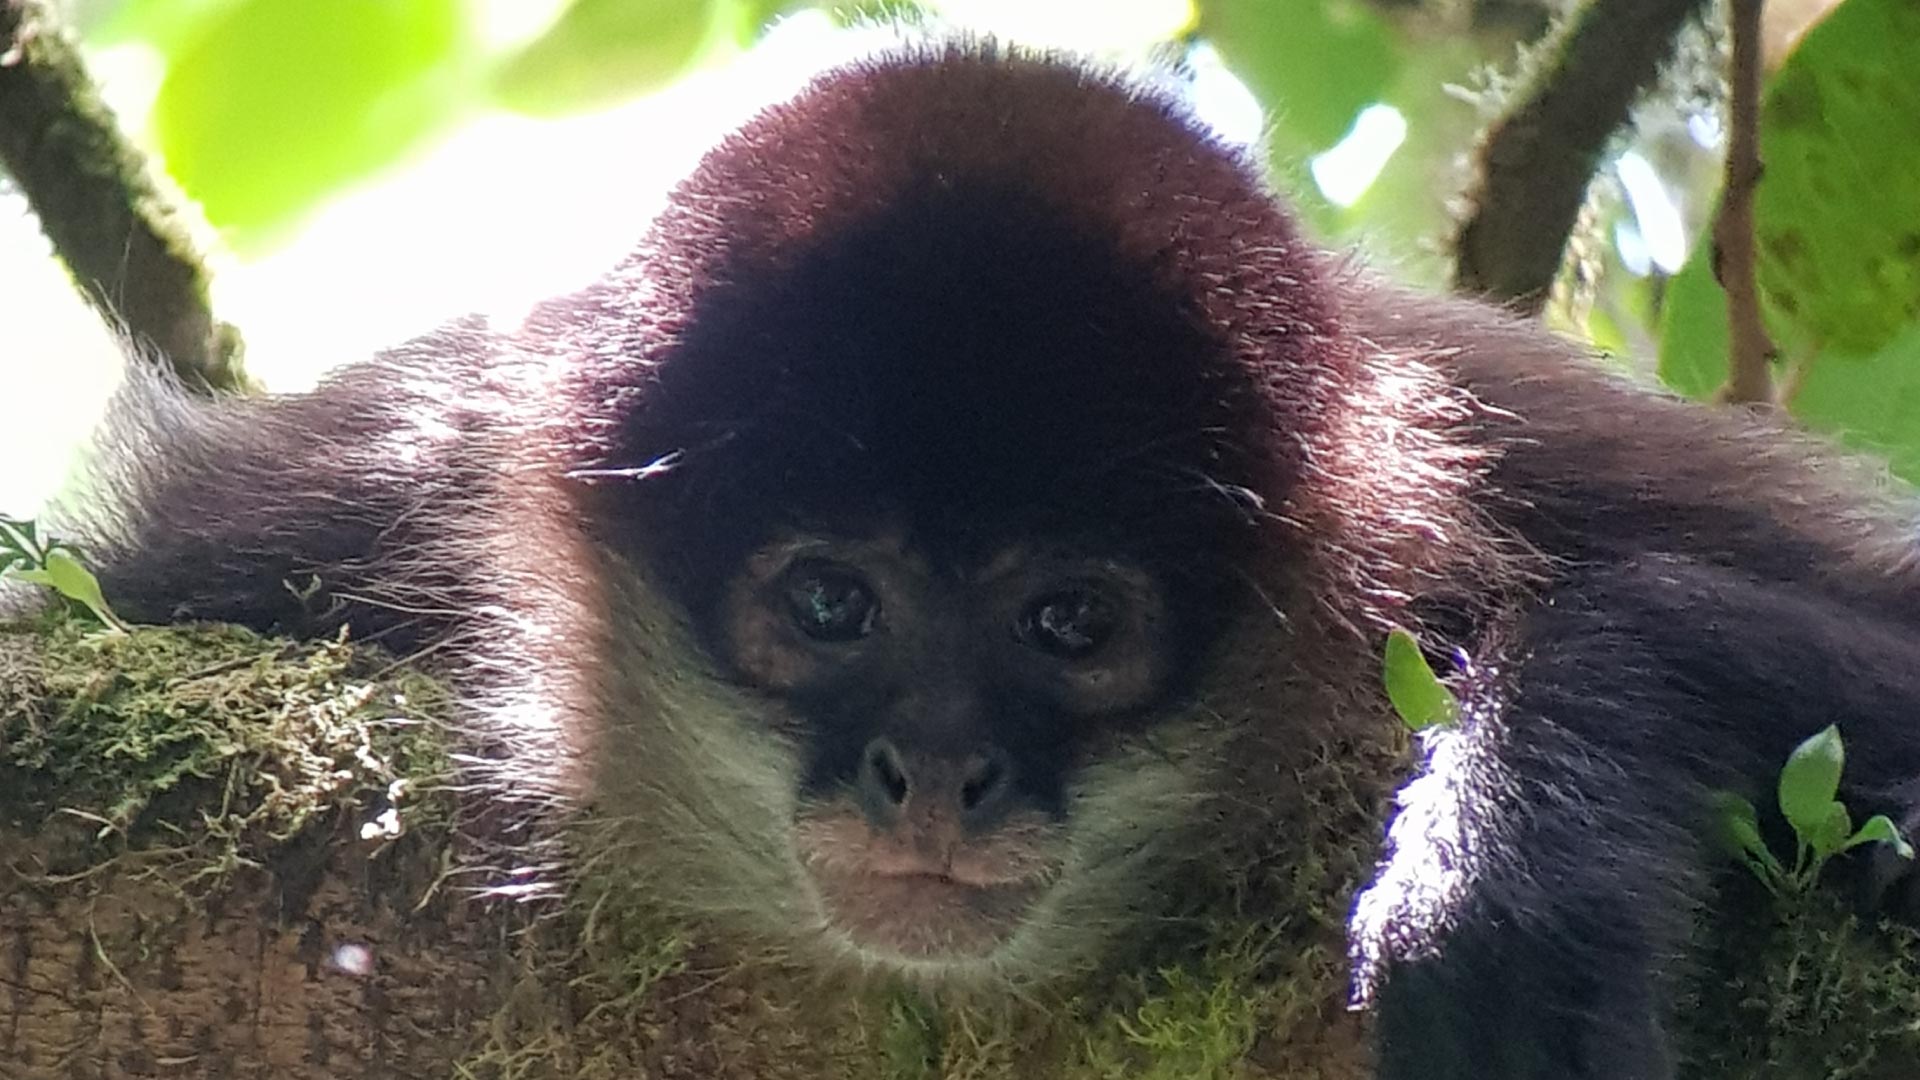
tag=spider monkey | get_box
[49,40,1920,1080]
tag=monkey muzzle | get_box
[792,744,1065,960]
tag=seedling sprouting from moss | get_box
[1714,725,1914,897]
[1383,627,1459,732]
[1,514,126,631]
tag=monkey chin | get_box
[793,804,1065,969]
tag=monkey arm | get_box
[67,319,510,648]
[1357,556,1920,1080]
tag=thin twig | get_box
[1712,0,1776,405]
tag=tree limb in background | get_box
[0,0,244,392]
[1452,0,1710,312]
[1713,0,1776,405]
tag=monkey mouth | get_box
[808,865,1047,960]
[793,808,1063,961]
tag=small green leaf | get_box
[1810,800,1853,859]
[1708,790,1787,891]
[7,549,128,631]
[1846,814,1916,860]
[1708,790,1766,859]
[1383,627,1459,733]
[41,550,107,611]
[1779,725,1846,840]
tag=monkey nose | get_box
[856,736,1016,830]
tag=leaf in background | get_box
[1754,0,1920,358]
[1654,251,1730,399]
[1382,627,1459,733]
[86,0,246,52]
[1198,0,1399,231]
[1198,0,1394,150]
[153,0,470,250]
[1785,323,1920,481]
[1658,0,1920,480]
[492,0,719,116]
[1777,725,1845,842]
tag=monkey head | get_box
[524,43,1452,985]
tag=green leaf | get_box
[11,550,127,631]
[7,548,126,631]
[0,516,44,566]
[1708,790,1765,859]
[1198,0,1396,151]
[1197,0,1399,234]
[1654,252,1731,399]
[1655,0,1920,483]
[492,0,718,116]
[154,0,469,247]
[1708,789,1785,889]
[1382,627,1458,732]
[1846,814,1916,860]
[1753,0,1920,358]
[39,549,108,612]
[1809,800,1853,860]
[1778,725,1846,841]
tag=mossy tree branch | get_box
[0,0,244,391]
[1452,0,1710,312]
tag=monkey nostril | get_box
[960,750,1012,814]
[862,737,910,808]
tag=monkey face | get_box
[558,49,1324,981]
[713,529,1185,963]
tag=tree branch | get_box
[1452,0,1710,312]
[0,0,244,391]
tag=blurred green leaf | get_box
[1754,0,1920,358]
[492,0,719,116]
[1661,260,1920,482]
[1198,0,1395,150]
[1658,0,1920,484]
[1708,789,1769,863]
[1657,0,1920,482]
[153,0,470,249]
[1198,0,1398,234]
[87,0,245,51]
[1783,322,1920,481]
[1382,627,1458,733]
[1655,249,1730,399]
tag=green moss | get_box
[454,734,1382,1079]
[10,614,1918,1077]
[0,616,455,890]
[1687,878,1920,1079]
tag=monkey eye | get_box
[1018,587,1119,659]
[782,563,879,642]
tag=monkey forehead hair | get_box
[543,42,1360,580]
